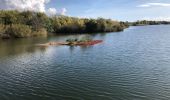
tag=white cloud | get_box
[0,0,67,15]
[0,0,50,12]
[46,8,67,16]
[60,8,67,15]
[137,3,170,8]
[47,8,57,15]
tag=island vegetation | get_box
[0,10,129,39]
[65,37,103,46]
[38,36,103,46]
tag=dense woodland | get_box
[0,10,129,39]
[1,10,169,39]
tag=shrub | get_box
[3,25,48,38]
[32,28,47,37]
[5,24,32,38]
[66,38,77,43]
[0,24,6,34]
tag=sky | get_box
[1,0,170,21]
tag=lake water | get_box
[1,25,170,100]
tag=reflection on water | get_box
[0,37,48,57]
[1,25,170,100]
[0,34,101,57]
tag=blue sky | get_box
[46,0,170,21]
[1,0,170,21]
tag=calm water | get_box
[1,25,170,100]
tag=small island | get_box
[38,37,103,47]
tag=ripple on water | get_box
[1,25,170,100]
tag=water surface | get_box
[1,25,170,100]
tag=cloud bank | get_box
[137,3,170,8]
[0,0,67,15]
[0,0,50,12]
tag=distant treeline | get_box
[130,20,170,26]
[0,10,128,39]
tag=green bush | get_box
[0,24,6,34]
[32,28,47,37]
[6,24,32,38]
[2,24,47,38]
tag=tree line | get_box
[131,20,170,26]
[0,10,129,39]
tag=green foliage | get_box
[66,36,92,43]
[131,20,170,26]
[5,24,32,38]
[32,28,47,37]
[0,24,47,38]
[0,10,128,39]
[80,36,92,42]
[52,16,86,33]
[51,16,128,33]
[0,10,49,38]
[0,24,6,33]
[66,38,77,43]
